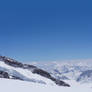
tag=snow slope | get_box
[0,78,91,92]
[0,61,55,85]
[0,56,70,87]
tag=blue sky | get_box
[0,0,92,62]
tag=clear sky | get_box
[0,0,92,62]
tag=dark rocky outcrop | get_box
[0,56,37,69]
[0,56,70,87]
[50,77,70,87]
[0,71,9,78]
[33,68,70,87]
[33,68,51,78]
[11,75,24,80]
[0,70,24,81]
[0,56,24,68]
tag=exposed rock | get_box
[33,68,70,87]
[33,68,51,78]
[11,75,24,80]
[0,56,24,68]
[0,71,9,79]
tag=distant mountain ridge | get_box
[30,61,92,83]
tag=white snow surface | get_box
[0,78,92,92]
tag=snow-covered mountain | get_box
[0,56,92,92]
[30,60,92,83]
[0,56,70,87]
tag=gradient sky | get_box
[0,0,92,62]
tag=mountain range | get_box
[30,60,92,83]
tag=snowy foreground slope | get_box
[0,78,92,92]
